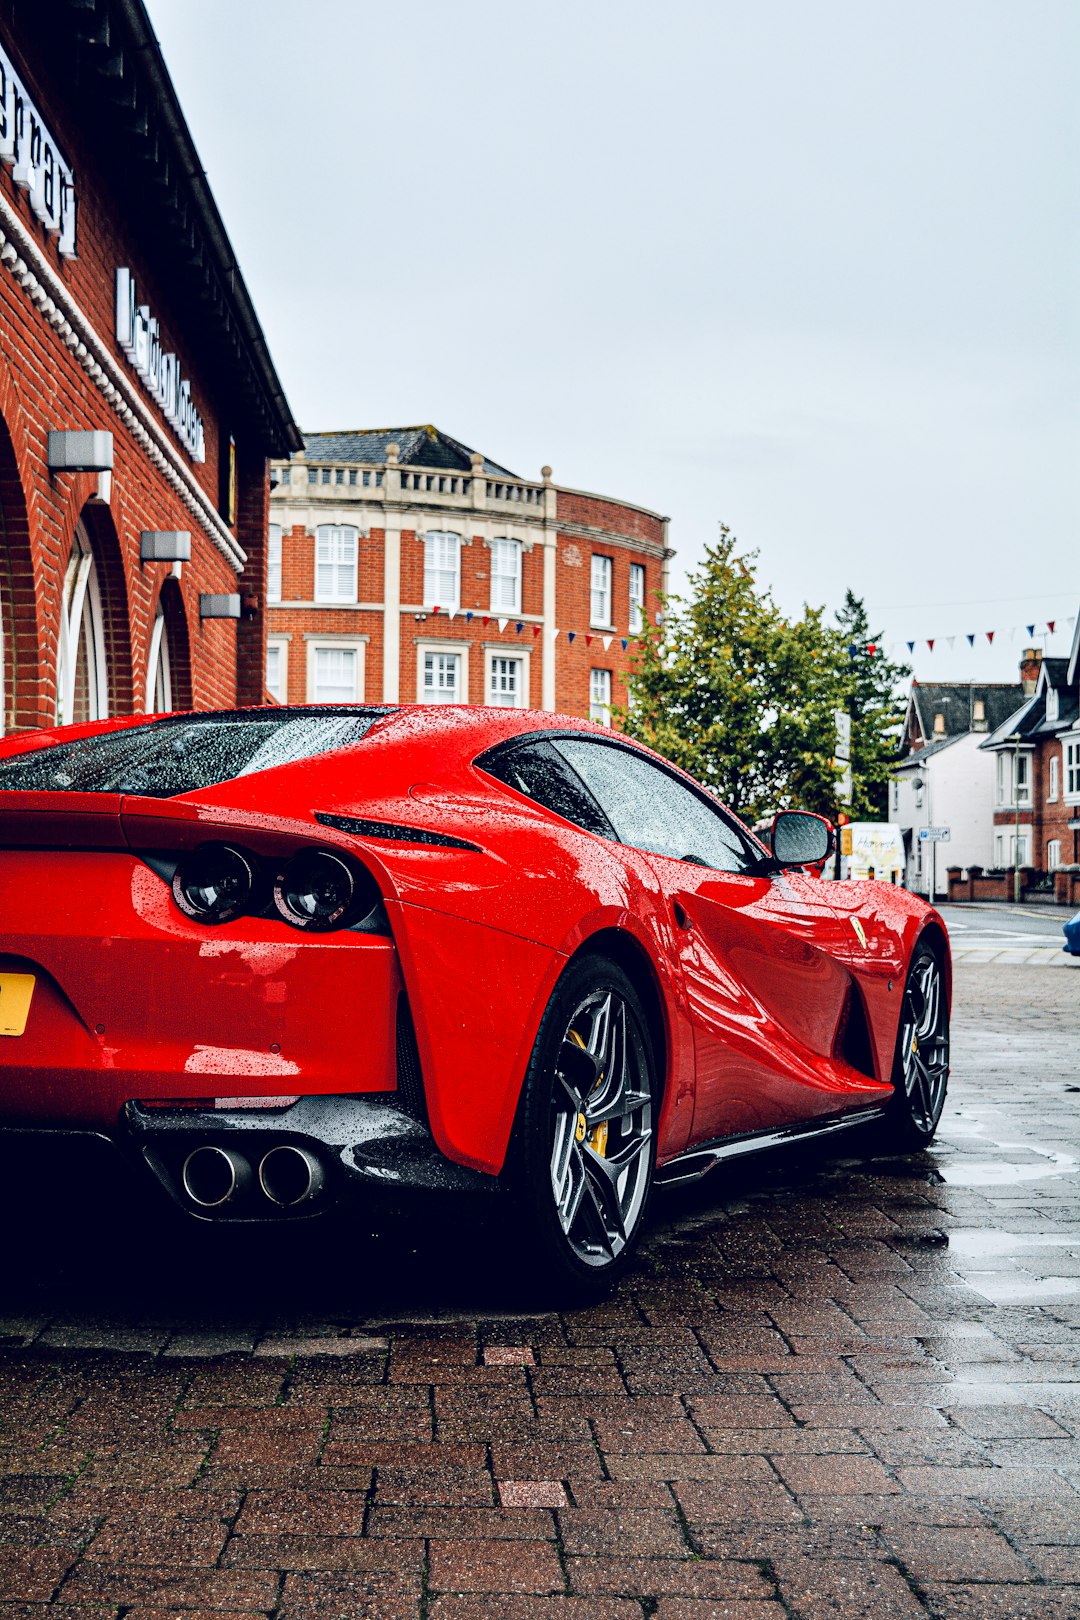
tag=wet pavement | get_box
[0,961,1078,1618]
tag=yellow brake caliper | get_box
[569,1026,608,1158]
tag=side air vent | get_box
[315,812,481,852]
[836,984,877,1079]
[395,993,428,1123]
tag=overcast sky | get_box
[149,0,1078,686]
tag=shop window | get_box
[315,525,358,604]
[56,522,108,726]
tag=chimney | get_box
[972,697,987,732]
[1020,647,1042,695]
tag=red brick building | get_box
[266,428,672,719]
[982,634,1080,894]
[0,1,299,736]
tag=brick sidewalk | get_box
[0,962,1077,1618]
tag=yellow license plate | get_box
[0,973,35,1037]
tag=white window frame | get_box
[1047,687,1059,723]
[484,646,531,708]
[423,531,461,613]
[266,636,289,704]
[268,523,283,604]
[490,538,522,615]
[997,747,1034,808]
[629,563,645,635]
[590,554,613,629]
[416,638,469,705]
[314,524,359,604]
[305,636,366,703]
[1049,755,1059,802]
[145,602,172,713]
[1047,839,1062,871]
[56,520,108,726]
[1066,736,1080,801]
[590,667,612,726]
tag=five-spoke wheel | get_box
[888,941,950,1148]
[507,955,657,1298]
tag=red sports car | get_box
[0,704,950,1293]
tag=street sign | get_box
[919,826,950,842]
[834,710,851,764]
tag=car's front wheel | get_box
[885,940,950,1150]
[505,953,657,1300]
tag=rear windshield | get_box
[0,708,395,798]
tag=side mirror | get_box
[771,810,834,868]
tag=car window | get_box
[479,740,615,839]
[553,738,759,874]
[0,708,394,798]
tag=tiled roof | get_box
[909,682,1024,741]
[294,426,519,478]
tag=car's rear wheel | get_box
[885,941,950,1150]
[505,953,657,1300]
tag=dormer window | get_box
[933,712,945,736]
[1047,687,1059,723]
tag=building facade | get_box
[267,427,672,720]
[982,639,1080,877]
[0,1,298,737]
[891,679,1022,894]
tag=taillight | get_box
[171,843,256,925]
[273,848,375,932]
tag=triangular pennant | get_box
[867,643,876,655]
[515,622,524,634]
[848,643,858,657]
[498,618,508,632]
[1026,624,1035,637]
[946,636,955,650]
[906,640,915,653]
[602,636,613,652]
[966,634,975,646]
[533,625,542,638]
[482,616,490,626]
[621,638,628,651]
[448,607,458,621]
[465,611,474,623]
[1048,620,1056,634]
[585,634,593,647]
[927,639,935,652]
[986,630,995,644]
[550,627,560,644]
[567,631,576,644]
[431,605,440,616]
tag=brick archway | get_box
[155,574,193,712]
[0,407,39,734]
[74,501,134,721]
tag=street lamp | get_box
[1010,732,1022,905]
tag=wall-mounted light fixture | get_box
[47,431,114,472]
[200,593,241,620]
[141,531,191,562]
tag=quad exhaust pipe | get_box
[180,1142,325,1210]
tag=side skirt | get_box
[654,1105,887,1188]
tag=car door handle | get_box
[673,900,692,932]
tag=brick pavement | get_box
[0,962,1077,1617]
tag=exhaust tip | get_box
[181,1145,250,1208]
[258,1144,325,1207]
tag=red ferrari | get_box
[0,704,950,1293]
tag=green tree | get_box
[616,528,847,824]
[834,590,910,820]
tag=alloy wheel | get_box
[548,987,653,1268]
[899,951,949,1135]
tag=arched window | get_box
[145,600,173,713]
[56,522,108,726]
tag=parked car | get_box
[0,704,951,1295]
[1064,910,1080,956]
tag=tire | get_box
[883,940,950,1151]
[503,953,658,1301]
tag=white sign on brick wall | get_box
[0,41,77,257]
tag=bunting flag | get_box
[585,634,593,647]
[515,622,524,634]
[1027,624,1035,636]
[447,607,457,621]
[602,636,613,652]
[986,631,995,644]
[431,605,440,616]
[567,631,576,644]
[465,611,474,623]
[1048,620,1056,633]
[498,618,508,632]
[550,627,560,643]
[946,636,955,650]
[906,640,915,653]
[621,638,629,651]
[533,625,542,637]
[927,639,935,652]
[482,616,490,627]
